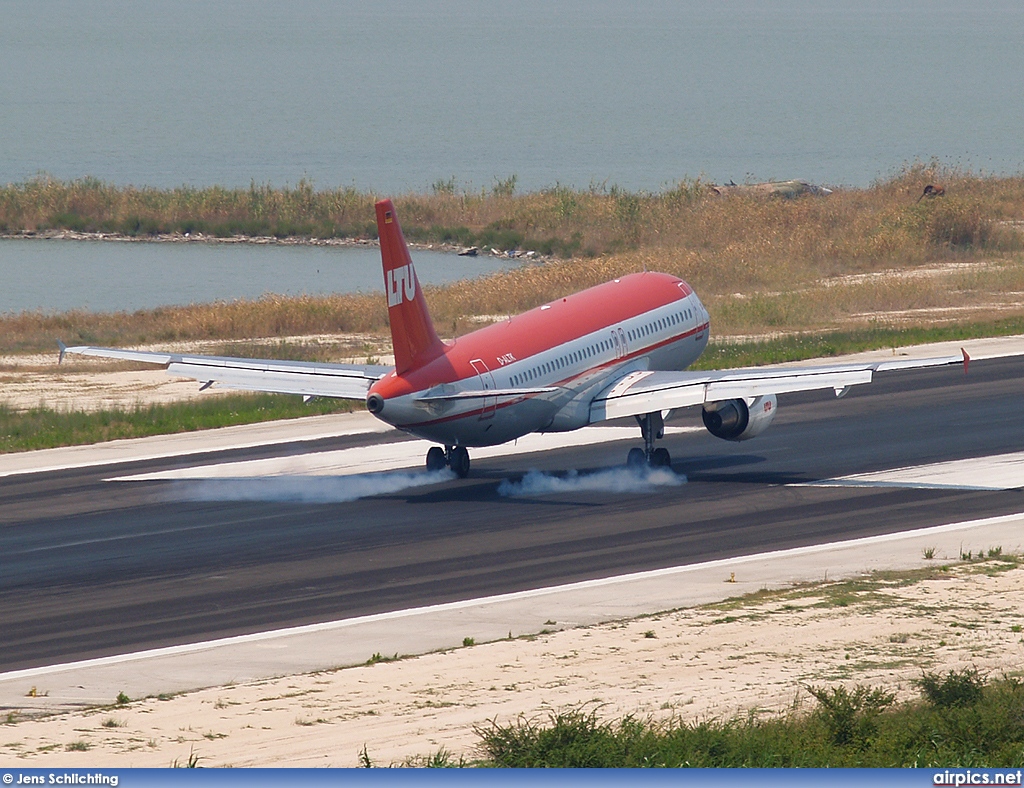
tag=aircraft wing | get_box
[59,343,391,400]
[589,351,968,423]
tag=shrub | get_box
[806,685,896,747]
[915,668,984,708]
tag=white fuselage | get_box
[372,289,710,447]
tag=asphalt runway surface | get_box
[3,356,1024,672]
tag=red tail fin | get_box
[376,199,444,374]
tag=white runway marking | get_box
[177,469,457,503]
[110,426,700,482]
[806,451,1024,491]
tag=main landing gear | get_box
[426,445,471,478]
[626,411,671,469]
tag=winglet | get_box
[57,340,68,365]
[962,347,970,375]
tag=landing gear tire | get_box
[425,446,446,472]
[449,446,471,478]
[626,447,647,469]
[651,447,671,468]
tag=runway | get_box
[3,355,1024,674]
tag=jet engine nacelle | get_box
[702,394,778,441]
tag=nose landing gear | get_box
[627,412,672,468]
[425,445,471,478]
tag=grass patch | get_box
[475,672,1024,767]
[0,394,353,453]
[6,167,1021,265]
[365,652,400,666]
[692,319,1024,370]
[708,557,1022,620]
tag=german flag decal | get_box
[384,211,393,224]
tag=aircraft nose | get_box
[366,392,385,414]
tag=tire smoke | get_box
[174,469,455,503]
[497,466,685,497]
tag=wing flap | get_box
[590,352,966,423]
[705,369,874,401]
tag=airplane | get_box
[60,198,972,479]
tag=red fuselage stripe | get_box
[391,320,709,429]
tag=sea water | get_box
[0,240,513,314]
[1,0,1021,193]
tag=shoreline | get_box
[0,229,546,260]
[0,228,419,250]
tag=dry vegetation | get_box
[2,165,1024,355]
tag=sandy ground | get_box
[3,559,1022,767]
